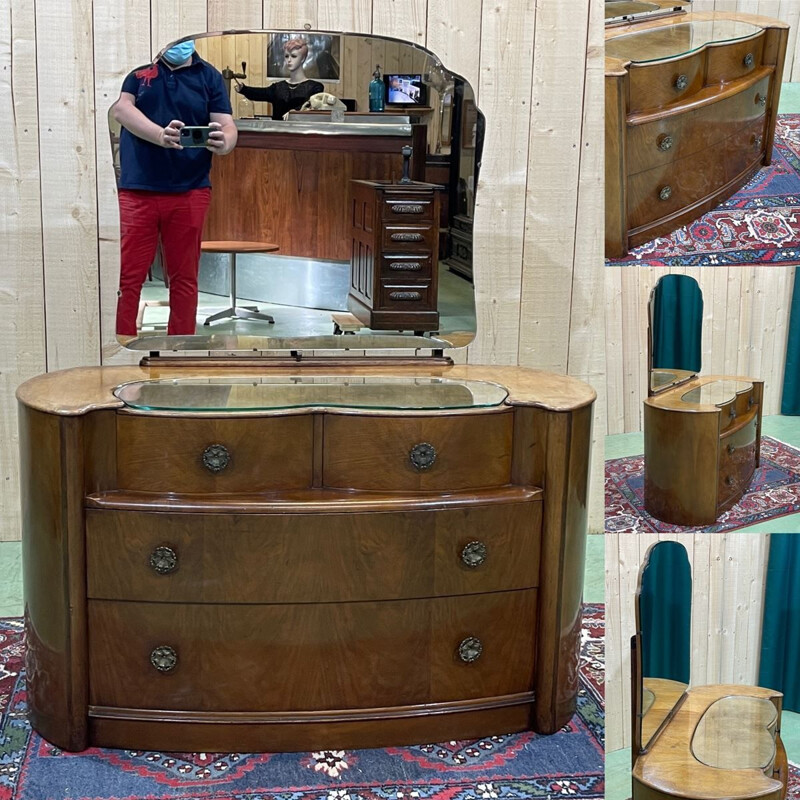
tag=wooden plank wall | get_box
[0,0,603,540]
[605,532,772,752]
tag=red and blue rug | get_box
[0,606,603,800]
[605,435,800,532]
[606,114,800,266]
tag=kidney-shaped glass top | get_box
[680,379,753,407]
[606,19,762,64]
[114,376,509,412]
[691,695,778,771]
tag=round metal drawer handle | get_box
[149,545,178,575]
[675,74,688,91]
[202,443,230,473]
[754,135,764,149]
[657,134,673,152]
[755,93,767,107]
[725,475,735,487]
[458,636,483,664]
[461,541,488,568]
[744,52,754,68]
[727,444,736,455]
[748,396,755,408]
[150,645,178,673]
[659,186,672,201]
[730,408,737,420]
[409,442,437,471]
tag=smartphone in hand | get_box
[179,126,213,148]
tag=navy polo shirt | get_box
[118,54,232,192]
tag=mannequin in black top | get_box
[236,37,324,120]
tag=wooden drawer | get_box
[382,224,437,251]
[88,590,538,712]
[628,52,704,115]
[718,388,758,434]
[85,501,542,603]
[718,415,759,505]
[722,116,767,181]
[626,74,770,175]
[707,35,764,84]
[115,414,313,493]
[380,253,433,280]
[379,283,434,311]
[381,197,436,224]
[322,412,514,491]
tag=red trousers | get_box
[116,187,211,336]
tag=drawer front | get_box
[628,52,704,115]
[85,502,542,603]
[322,412,514,491]
[706,35,764,84]
[718,414,759,505]
[88,590,537,711]
[382,197,436,224]
[379,283,434,311]
[722,116,767,181]
[628,145,727,229]
[718,387,758,434]
[382,224,437,251]
[626,74,770,175]
[116,415,313,493]
[380,253,433,280]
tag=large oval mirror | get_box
[108,30,483,352]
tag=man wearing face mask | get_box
[111,39,238,337]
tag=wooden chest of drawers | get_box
[348,179,441,333]
[606,11,788,257]
[16,364,594,753]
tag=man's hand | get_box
[159,120,184,149]
[206,121,227,153]
[206,117,237,155]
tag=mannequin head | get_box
[283,38,309,80]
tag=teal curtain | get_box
[759,535,800,711]
[640,541,691,684]
[652,274,703,373]
[781,269,800,414]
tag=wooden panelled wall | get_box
[605,532,772,752]
[0,0,604,540]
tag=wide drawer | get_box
[379,283,435,311]
[382,224,437,251]
[628,51,705,116]
[626,74,770,175]
[706,34,764,84]
[88,590,538,712]
[718,414,759,506]
[116,414,313,493]
[380,253,433,280]
[381,196,436,224]
[85,501,542,603]
[322,412,513,491]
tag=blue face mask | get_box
[162,40,195,65]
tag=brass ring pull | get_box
[150,645,178,673]
[675,74,688,91]
[659,186,672,201]
[202,443,230,473]
[409,442,437,471]
[657,134,674,152]
[744,52,754,68]
[458,636,483,663]
[461,541,488,568]
[149,545,178,575]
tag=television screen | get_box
[384,74,426,105]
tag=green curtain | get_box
[640,541,691,684]
[652,274,703,373]
[759,535,800,711]
[781,269,800,414]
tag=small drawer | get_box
[707,35,764,84]
[379,283,434,310]
[115,414,313,493]
[380,253,433,280]
[85,502,542,604]
[628,52,704,115]
[382,224,437,251]
[322,412,514,491]
[718,415,759,504]
[88,590,537,711]
[382,197,436,224]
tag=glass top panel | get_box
[691,696,777,771]
[114,376,509,412]
[680,379,752,406]
[606,20,762,63]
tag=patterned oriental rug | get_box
[791,764,800,800]
[0,606,604,800]
[605,435,800,533]
[606,114,800,266]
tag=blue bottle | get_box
[369,65,384,112]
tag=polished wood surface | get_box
[641,678,688,750]
[200,241,279,254]
[18,363,593,751]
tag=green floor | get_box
[606,414,800,532]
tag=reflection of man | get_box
[111,39,238,337]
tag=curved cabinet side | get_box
[19,404,88,751]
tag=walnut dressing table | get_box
[605,11,789,257]
[17,364,594,753]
